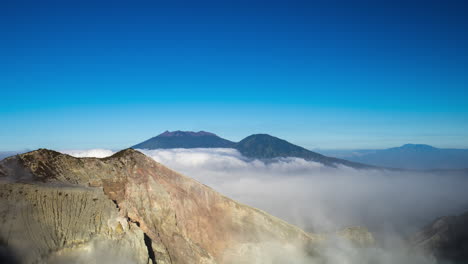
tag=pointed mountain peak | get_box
[19,148,64,160]
[106,148,146,159]
[237,133,312,159]
[242,134,277,140]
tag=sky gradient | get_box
[1,0,468,150]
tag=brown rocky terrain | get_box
[0,149,374,264]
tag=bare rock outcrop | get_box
[410,211,468,263]
[0,182,149,264]
[0,149,374,263]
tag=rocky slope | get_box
[0,149,373,263]
[410,211,468,263]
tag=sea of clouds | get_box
[60,147,468,263]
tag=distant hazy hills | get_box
[318,144,468,170]
[132,131,373,169]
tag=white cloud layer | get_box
[60,149,116,158]
[62,147,468,234]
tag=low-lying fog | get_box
[61,148,468,263]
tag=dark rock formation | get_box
[410,211,468,263]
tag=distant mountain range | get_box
[132,131,374,169]
[3,132,466,170]
[317,144,468,170]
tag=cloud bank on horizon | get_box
[60,149,115,158]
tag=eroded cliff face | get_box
[0,149,374,264]
[0,182,149,264]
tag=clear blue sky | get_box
[1,0,467,150]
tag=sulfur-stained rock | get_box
[0,182,149,264]
[0,148,374,263]
[335,226,376,247]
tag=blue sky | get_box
[1,0,468,150]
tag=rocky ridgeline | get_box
[0,149,375,264]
